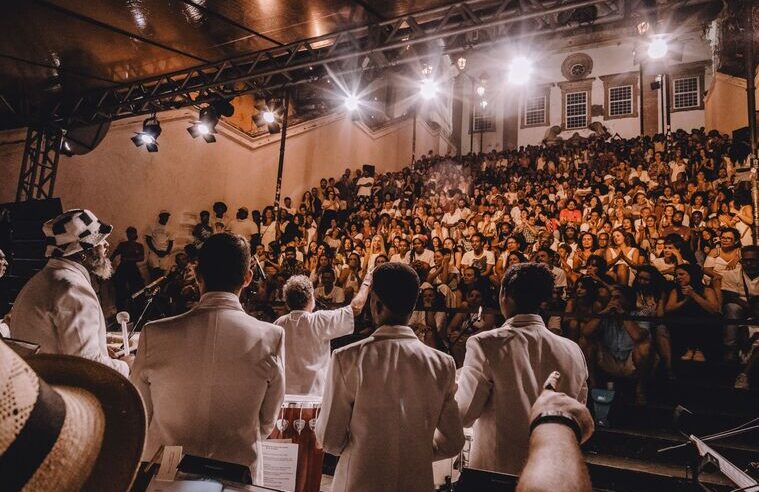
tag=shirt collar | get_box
[198,291,244,310]
[372,324,419,340]
[47,257,91,284]
[504,313,546,329]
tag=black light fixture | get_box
[253,101,281,134]
[131,114,161,152]
[187,98,235,143]
[187,107,220,143]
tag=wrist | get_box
[530,411,582,442]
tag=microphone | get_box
[131,275,169,299]
[116,311,130,357]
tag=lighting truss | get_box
[51,0,641,125]
[16,126,63,201]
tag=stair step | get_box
[585,454,735,491]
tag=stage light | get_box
[457,56,467,71]
[132,115,161,152]
[476,85,485,97]
[648,36,668,59]
[253,104,281,134]
[420,78,438,100]
[480,100,488,109]
[507,56,533,85]
[345,95,359,111]
[187,107,219,143]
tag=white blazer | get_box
[10,258,128,376]
[316,325,464,492]
[130,292,285,481]
[456,314,588,475]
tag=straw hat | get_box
[0,341,145,491]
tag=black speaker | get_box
[731,126,753,163]
[62,121,111,156]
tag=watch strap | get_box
[529,410,582,442]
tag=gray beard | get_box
[90,256,114,280]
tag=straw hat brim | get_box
[26,354,146,492]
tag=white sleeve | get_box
[316,306,354,340]
[486,251,496,265]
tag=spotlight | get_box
[480,100,488,109]
[420,78,438,100]
[132,115,161,152]
[187,107,219,143]
[457,56,467,71]
[345,95,359,111]
[507,56,533,85]
[253,106,281,134]
[476,85,486,97]
[648,36,668,59]
[262,111,276,124]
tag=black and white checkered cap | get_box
[42,209,113,258]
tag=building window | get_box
[608,85,633,117]
[565,91,587,129]
[472,104,495,133]
[524,96,546,126]
[673,76,699,110]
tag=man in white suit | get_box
[316,262,464,492]
[456,262,588,476]
[130,233,285,483]
[10,209,129,376]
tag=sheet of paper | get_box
[260,441,299,491]
[156,445,184,481]
[146,479,223,492]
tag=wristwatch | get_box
[529,411,582,442]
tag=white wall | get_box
[456,34,713,147]
[0,109,449,245]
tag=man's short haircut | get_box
[371,262,420,318]
[500,263,554,312]
[284,275,314,310]
[197,233,250,292]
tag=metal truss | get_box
[54,0,638,125]
[16,126,62,201]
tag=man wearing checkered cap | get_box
[9,209,129,377]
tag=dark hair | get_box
[197,233,250,292]
[371,262,420,318]
[612,284,637,309]
[500,263,554,312]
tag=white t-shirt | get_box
[356,176,374,197]
[461,250,495,273]
[315,285,345,304]
[389,253,409,264]
[146,223,173,251]
[721,269,759,303]
[405,249,435,266]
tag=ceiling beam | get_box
[46,0,715,126]
[176,0,285,47]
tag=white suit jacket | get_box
[456,314,588,475]
[316,325,464,492]
[10,258,128,376]
[274,305,353,397]
[130,291,285,480]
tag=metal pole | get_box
[745,1,758,243]
[273,89,290,241]
[664,72,671,134]
[411,107,417,167]
[480,123,484,153]
[639,62,645,135]
[469,76,475,155]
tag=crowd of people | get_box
[117,128,756,394]
[3,126,758,492]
